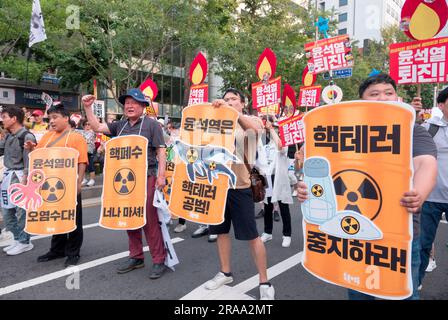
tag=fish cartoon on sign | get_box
[173,140,239,188]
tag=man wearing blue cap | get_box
[82,89,167,279]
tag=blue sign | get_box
[322,68,353,80]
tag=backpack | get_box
[16,129,35,152]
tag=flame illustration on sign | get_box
[139,78,158,101]
[281,84,297,118]
[190,52,208,85]
[256,48,277,81]
[302,65,317,87]
[401,0,448,40]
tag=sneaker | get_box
[260,284,275,300]
[192,225,209,238]
[6,242,34,255]
[255,209,264,219]
[418,284,423,291]
[81,178,88,186]
[260,233,272,243]
[174,223,187,233]
[208,234,218,242]
[3,240,18,253]
[64,255,80,267]
[149,263,166,279]
[37,251,66,262]
[425,258,437,272]
[273,210,280,222]
[116,258,144,274]
[0,230,15,247]
[86,179,95,187]
[282,236,291,248]
[205,272,233,290]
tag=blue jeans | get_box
[419,201,448,286]
[348,238,420,300]
[2,207,30,244]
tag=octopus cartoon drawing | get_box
[8,169,45,211]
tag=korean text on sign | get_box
[183,117,234,135]
[188,84,209,106]
[251,76,281,110]
[390,37,448,84]
[299,86,322,108]
[305,35,353,74]
[278,114,305,147]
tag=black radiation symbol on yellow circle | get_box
[31,172,44,183]
[311,184,324,197]
[341,216,360,235]
[186,148,199,164]
[209,162,217,171]
[40,177,65,203]
[113,168,136,195]
[333,169,382,221]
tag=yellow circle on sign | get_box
[311,184,324,197]
[341,216,360,235]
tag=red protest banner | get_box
[298,86,322,108]
[305,35,354,74]
[389,37,448,85]
[188,84,209,106]
[251,76,281,115]
[278,113,305,147]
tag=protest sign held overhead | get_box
[188,52,209,106]
[299,85,322,108]
[389,37,448,85]
[252,48,281,115]
[169,104,239,225]
[281,84,297,118]
[139,78,159,116]
[278,113,305,147]
[305,35,354,75]
[301,101,415,299]
[100,135,148,230]
[14,148,79,235]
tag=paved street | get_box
[0,199,447,300]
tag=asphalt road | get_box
[0,201,447,300]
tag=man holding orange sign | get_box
[296,74,437,300]
[82,88,167,280]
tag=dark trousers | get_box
[263,175,291,236]
[419,201,448,285]
[50,193,83,257]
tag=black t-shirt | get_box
[107,117,166,176]
[412,124,437,237]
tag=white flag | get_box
[29,0,47,47]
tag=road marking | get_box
[31,223,100,241]
[180,251,303,300]
[0,237,184,297]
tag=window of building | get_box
[339,13,347,23]
[339,0,348,7]
[319,2,325,11]
[338,28,347,35]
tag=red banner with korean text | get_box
[389,37,448,84]
[299,86,322,108]
[278,113,305,147]
[169,104,239,225]
[188,84,209,106]
[301,101,414,299]
[25,148,79,235]
[100,135,148,230]
[251,76,281,115]
[305,35,354,74]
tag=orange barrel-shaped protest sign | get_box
[25,148,79,235]
[100,135,148,230]
[301,101,414,299]
[169,104,239,225]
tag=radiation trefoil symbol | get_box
[41,177,66,203]
[301,157,383,240]
[113,168,136,195]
